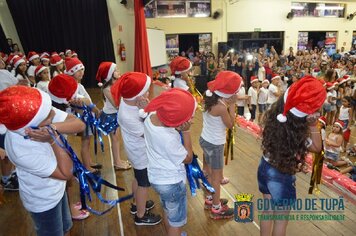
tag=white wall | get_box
[226,0,356,51]
[0,0,22,51]
[106,0,135,73]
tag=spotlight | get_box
[120,0,127,5]
[286,11,294,20]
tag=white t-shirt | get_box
[5,107,68,213]
[0,69,19,91]
[102,87,117,114]
[118,99,147,170]
[144,113,187,185]
[36,81,49,93]
[258,67,265,82]
[27,65,36,77]
[236,87,246,107]
[258,87,268,105]
[248,87,258,105]
[77,83,92,103]
[326,90,337,105]
[267,83,278,104]
[173,78,189,91]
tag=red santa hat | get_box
[64,57,84,75]
[50,55,63,66]
[34,65,48,77]
[334,120,344,129]
[250,76,259,83]
[326,82,335,90]
[271,73,281,81]
[343,75,350,82]
[13,56,26,69]
[205,71,242,98]
[262,79,270,85]
[59,52,64,56]
[110,72,151,106]
[27,51,39,62]
[336,77,345,85]
[51,51,59,57]
[72,51,78,58]
[0,86,52,135]
[40,55,50,62]
[170,56,192,75]
[277,75,326,123]
[48,74,78,104]
[5,54,15,65]
[144,88,196,127]
[318,116,327,126]
[65,49,72,55]
[96,62,117,87]
[40,52,50,59]
[0,52,8,62]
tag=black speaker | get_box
[195,75,208,94]
[286,11,294,19]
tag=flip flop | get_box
[114,163,132,171]
[72,210,90,220]
[220,177,229,185]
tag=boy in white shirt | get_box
[248,76,259,121]
[143,88,195,236]
[258,79,269,123]
[236,81,249,116]
[267,74,282,107]
[111,72,161,226]
[0,86,85,236]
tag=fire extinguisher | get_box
[119,41,126,61]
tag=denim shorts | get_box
[151,181,187,228]
[324,150,339,161]
[258,104,267,113]
[257,157,296,206]
[30,192,73,236]
[199,137,224,169]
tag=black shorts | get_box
[0,134,5,149]
[134,168,151,187]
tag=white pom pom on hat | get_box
[138,108,148,118]
[0,124,7,134]
[205,90,213,97]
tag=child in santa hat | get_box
[143,88,195,234]
[48,74,92,220]
[64,57,101,173]
[35,65,50,93]
[170,56,193,91]
[13,56,30,86]
[111,72,161,226]
[257,79,269,124]
[266,73,282,108]
[258,76,326,235]
[0,86,85,235]
[200,71,242,220]
[50,54,64,78]
[26,51,41,86]
[96,62,130,170]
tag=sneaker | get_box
[1,175,19,191]
[130,200,155,214]
[204,198,229,210]
[210,205,234,220]
[134,211,162,226]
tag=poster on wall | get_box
[166,34,179,61]
[188,2,211,17]
[156,1,186,18]
[325,32,337,56]
[199,34,212,53]
[297,32,308,51]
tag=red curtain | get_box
[134,0,152,78]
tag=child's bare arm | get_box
[49,133,73,180]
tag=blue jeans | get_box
[151,181,187,227]
[30,192,72,236]
[257,157,296,206]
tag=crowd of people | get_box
[0,43,355,236]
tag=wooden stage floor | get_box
[1,88,356,236]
